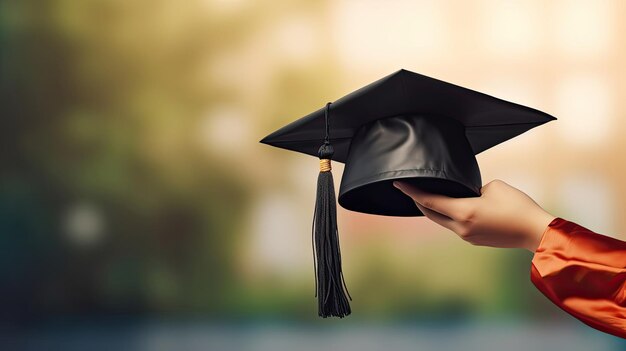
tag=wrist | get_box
[523,211,556,252]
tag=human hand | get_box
[393,180,556,252]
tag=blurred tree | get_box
[0,0,252,322]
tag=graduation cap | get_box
[260,69,556,318]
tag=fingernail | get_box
[393,181,403,190]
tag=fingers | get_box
[393,181,476,221]
[413,201,464,234]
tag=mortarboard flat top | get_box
[260,69,556,163]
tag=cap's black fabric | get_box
[260,69,556,216]
[337,114,481,216]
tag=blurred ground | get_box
[2,321,626,351]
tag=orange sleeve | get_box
[531,217,626,338]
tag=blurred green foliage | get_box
[1,0,253,320]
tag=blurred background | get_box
[1,0,626,350]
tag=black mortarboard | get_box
[260,69,556,318]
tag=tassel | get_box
[312,104,351,318]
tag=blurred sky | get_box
[1,0,626,350]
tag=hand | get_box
[393,179,556,252]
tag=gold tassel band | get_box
[320,159,331,172]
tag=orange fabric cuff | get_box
[531,217,626,339]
